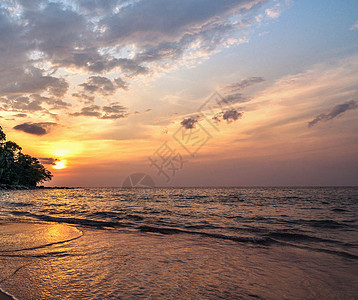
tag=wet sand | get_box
[1,221,357,299]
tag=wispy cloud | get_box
[101,103,129,120]
[350,20,358,30]
[234,54,358,143]
[223,93,250,104]
[308,100,357,127]
[224,77,265,93]
[265,3,283,19]
[70,103,129,120]
[70,105,102,118]
[219,77,264,106]
[13,113,27,118]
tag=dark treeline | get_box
[0,126,53,187]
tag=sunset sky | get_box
[1,0,358,187]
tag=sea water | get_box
[0,187,357,299]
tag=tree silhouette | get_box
[0,126,53,187]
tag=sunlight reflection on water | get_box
[0,187,357,299]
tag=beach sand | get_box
[1,221,357,299]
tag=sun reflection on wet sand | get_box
[0,222,82,252]
[0,224,357,299]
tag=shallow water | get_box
[0,187,357,299]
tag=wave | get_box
[262,217,355,229]
[0,251,77,258]
[137,225,272,244]
[89,211,145,221]
[306,219,350,229]
[184,195,208,200]
[279,241,358,260]
[6,210,358,260]
[9,211,126,228]
[331,208,347,212]
[248,217,353,229]
[1,201,33,207]
[267,231,357,247]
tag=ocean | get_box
[0,187,357,299]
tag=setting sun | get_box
[53,160,67,170]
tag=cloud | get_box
[101,113,128,120]
[265,2,285,19]
[86,57,150,76]
[13,113,27,118]
[101,0,254,44]
[181,116,199,129]
[75,0,119,16]
[222,93,250,104]
[180,109,242,128]
[16,0,251,80]
[218,77,263,106]
[308,100,358,127]
[30,94,72,109]
[70,103,129,119]
[13,122,58,135]
[70,105,102,117]
[0,96,41,112]
[350,21,358,30]
[102,104,127,114]
[0,0,269,83]
[222,110,243,123]
[101,103,129,119]
[134,19,246,66]
[237,55,358,140]
[224,77,265,93]
[71,92,95,103]
[113,77,129,90]
[79,76,128,97]
[0,94,71,115]
[39,157,58,165]
[0,0,286,124]
[0,67,69,98]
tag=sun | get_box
[53,160,67,170]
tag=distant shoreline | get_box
[1,185,357,190]
[0,184,74,190]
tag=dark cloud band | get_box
[13,122,57,135]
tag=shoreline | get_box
[0,184,75,190]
